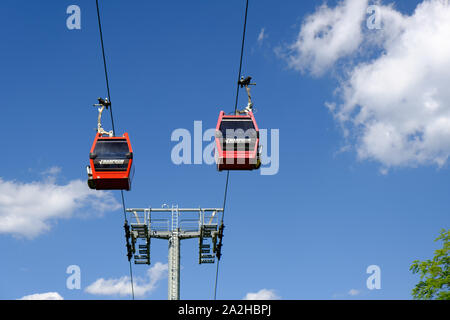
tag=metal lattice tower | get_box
[125,205,224,300]
[168,205,180,300]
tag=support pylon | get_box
[125,205,224,300]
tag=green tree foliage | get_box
[410,229,449,300]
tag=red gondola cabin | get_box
[215,111,261,171]
[87,132,134,190]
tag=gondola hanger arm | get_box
[237,76,256,115]
[93,97,113,137]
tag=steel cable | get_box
[95,0,135,300]
[213,0,250,300]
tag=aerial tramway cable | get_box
[213,0,250,300]
[95,0,135,300]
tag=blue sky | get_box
[0,0,449,300]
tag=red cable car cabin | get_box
[87,132,134,190]
[215,111,261,171]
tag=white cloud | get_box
[19,292,64,300]
[0,173,120,239]
[332,288,363,299]
[85,262,168,297]
[285,0,369,76]
[243,289,280,300]
[41,166,62,176]
[284,0,450,169]
[348,288,360,296]
[257,28,267,45]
